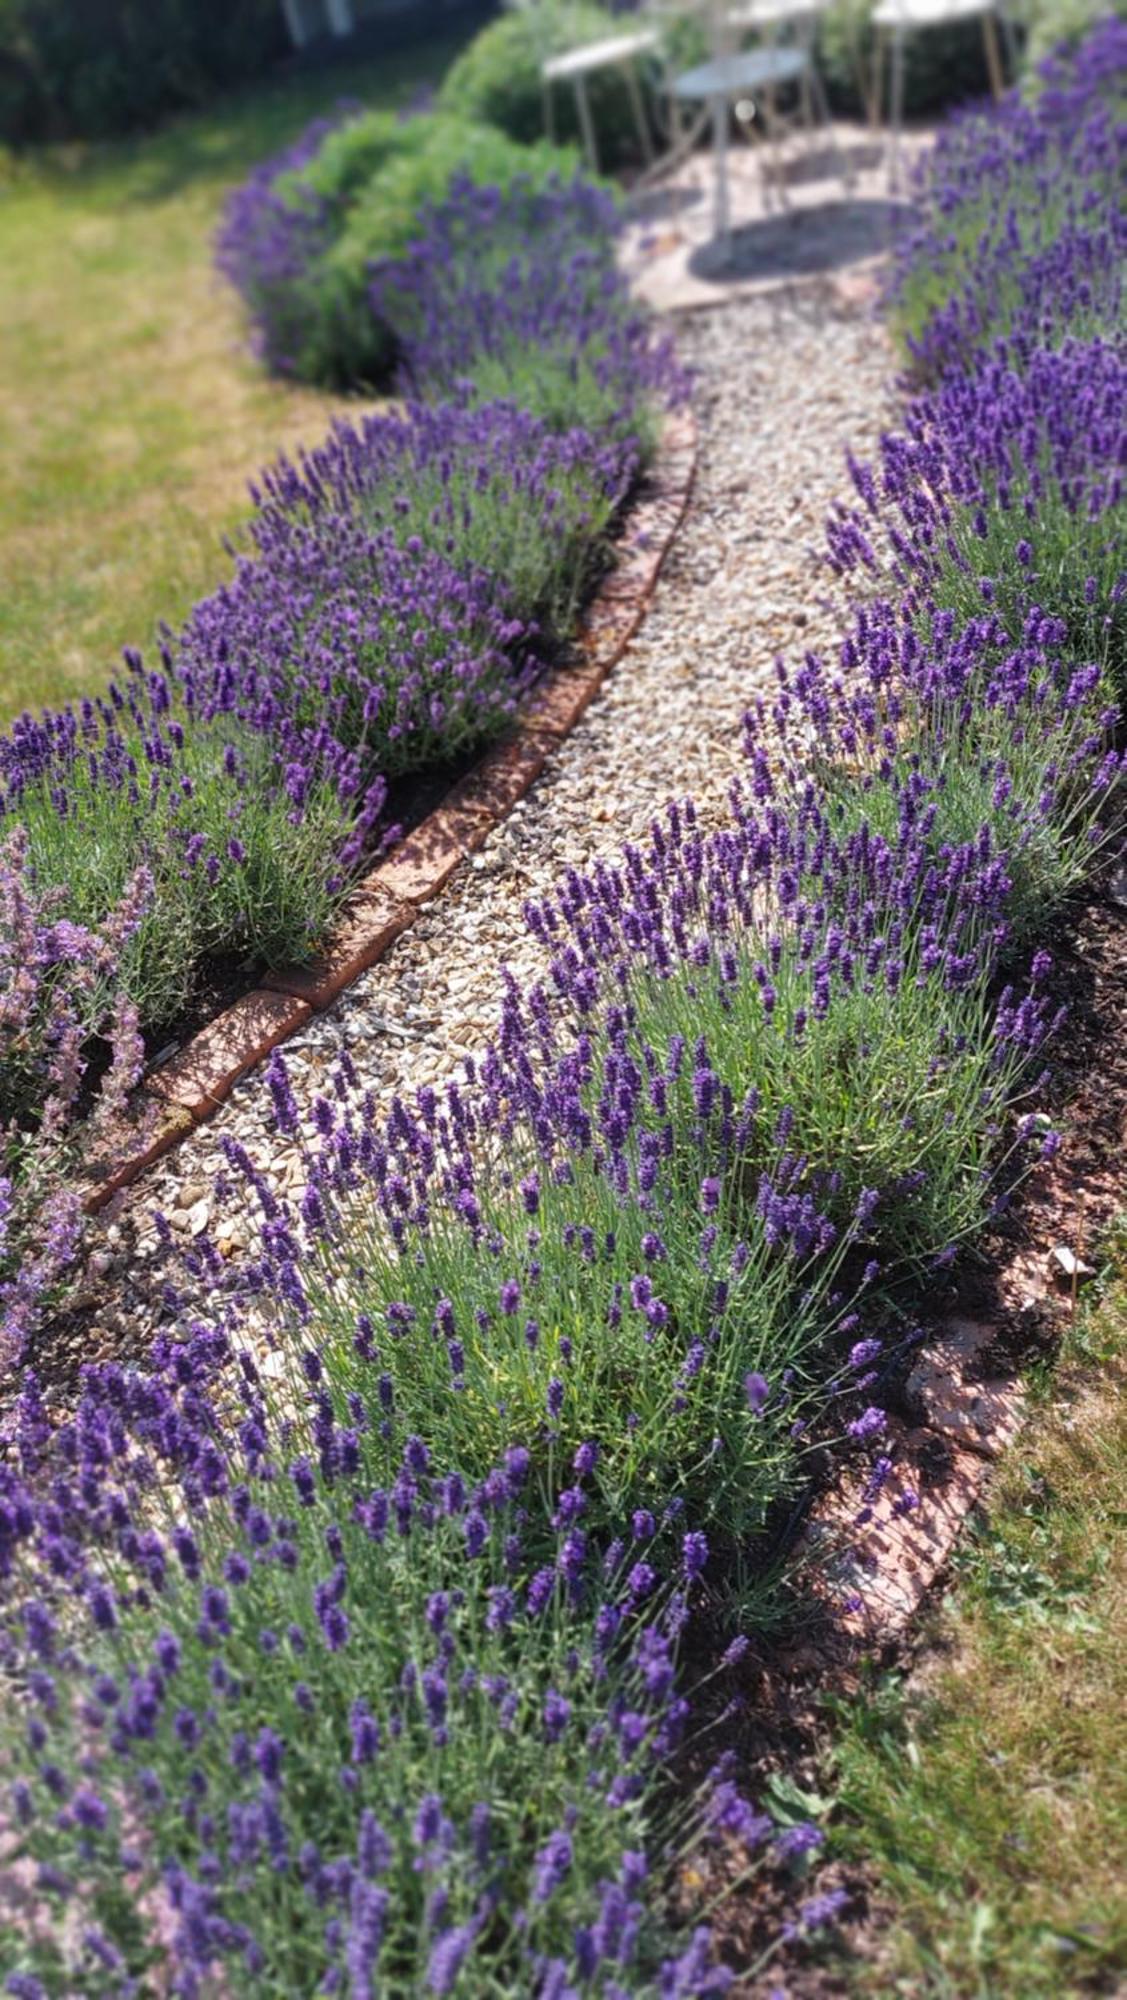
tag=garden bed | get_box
[0,23,1124,1998]
[79,409,697,1213]
[59,288,894,1387]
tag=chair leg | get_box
[573,73,600,175]
[623,55,654,168]
[812,54,852,188]
[869,26,884,134]
[998,5,1018,78]
[981,9,1005,99]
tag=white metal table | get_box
[672,44,809,256]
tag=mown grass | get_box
[826,1236,1127,1997]
[0,34,469,721]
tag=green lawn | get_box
[0,33,468,721]
[825,1243,1127,1997]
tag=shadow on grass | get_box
[18,30,475,211]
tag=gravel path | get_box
[73,287,895,1367]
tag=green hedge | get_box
[270,109,583,387]
[0,0,284,143]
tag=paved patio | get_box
[619,118,931,312]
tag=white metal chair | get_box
[520,0,662,174]
[871,0,1015,185]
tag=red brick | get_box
[370,805,491,906]
[596,550,659,603]
[147,990,312,1117]
[81,1091,197,1213]
[261,886,413,1010]
[443,731,557,820]
[579,599,638,659]
[800,1419,991,1650]
[906,1317,1024,1459]
[521,668,603,736]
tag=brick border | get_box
[786,1236,1084,1675]
[82,410,698,1214]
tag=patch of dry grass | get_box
[0,38,464,718]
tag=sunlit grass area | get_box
[827,1239,1127,1997]
[0,35,466,720]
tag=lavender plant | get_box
[0,656,374,1031]
[0,829,149,1363]
[887,20,1127,376]
[221,1034,880,1549]
[174,513,536,788]
[517,777,1067,1276]
[0,1330,781,1996]
[174,391,645,792]
[827,338,1127,691]
[245,394,640,643]
[766,600,1120,945]
[372,174,688,443]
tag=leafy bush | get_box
[216,104,581,388]
[214,102,378,385]
[321,116,583,388]
[0,0,284,144]
[438,2,658,169]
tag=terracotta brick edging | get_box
[81,409,698,1215]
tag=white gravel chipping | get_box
[73,288,896,1362]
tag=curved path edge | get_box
[81,409,699,1214]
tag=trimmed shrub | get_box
[215,104,581,388]
[438,2,658,169]
[322,116,583,387]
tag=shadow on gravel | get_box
[687,194,914,284]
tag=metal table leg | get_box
[888,22,905,192]
[711,91,731,259]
